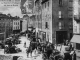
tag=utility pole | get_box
[27,16,29,31]
[4,22,6,46]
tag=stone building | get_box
[0,14,13,41]
[20,0,36,32]
[20,0,73,44]
[22,15,28,32]
[35,0,42,40]
[13,16,21,34]
[41,0,73,44]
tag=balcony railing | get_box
[74,15,80,22]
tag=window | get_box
[59,0,62,6]
[16,27,17,30]
[74,26,77,33]
[48,1,49,7]
[18,26,19,29]
[18,22,19,25]
[59,11,61,18]
[14,22,15,25]
[59,22,64,29]
[59,22,61,29]
[45,3,46,8]
[14,27,15,30]
[45,22,48,29]
[16,22,17,25]
[68,7,73,11]
[68,11,73,18]
[69,22,73,29]
[42,4,44,9]
[76,43,80,50]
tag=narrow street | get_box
[0,35,80,60]
[15,35,43,60]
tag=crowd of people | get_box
[1,28,76,60]
[26,30,77,60]
[26,35,55,59]
[29,38,77,60]
[64,40,76,60]
[4,34,21,53]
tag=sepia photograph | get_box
[0,0,79,60]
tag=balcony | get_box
[74,15,80,22]
[41,0,49,4]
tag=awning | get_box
[70,35,80,43]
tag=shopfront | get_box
[71,35,80,50]
[42,32,46,43]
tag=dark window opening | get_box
[76,43,80,50]
[45,22,48,29]
[59,0,62,6]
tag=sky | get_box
[0,0,23,18]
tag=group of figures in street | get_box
[26,35,76,60]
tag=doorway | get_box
[56,31,67,44]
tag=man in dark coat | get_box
[46,45,53,59]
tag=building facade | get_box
[71,0,80,50]
[41,0,52,43]
[22,15,28,32]
[0,14,13,41]
[20,0,36,32]
[73,0,80,34]
[41,0,73,44]
[13,17,21,34]
[20,0,73,44]
[35,0,42,40]
[29,15,36,28]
